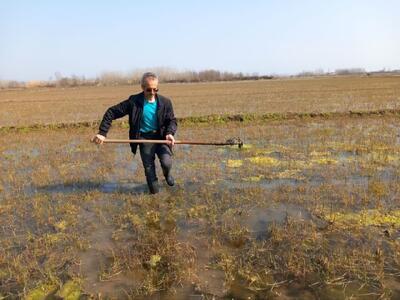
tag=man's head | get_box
[141,72,158,100]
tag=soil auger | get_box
[99,137,244,148]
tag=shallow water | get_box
[244,203,313,240]
[2,119,400,299]
[18,181,147,196]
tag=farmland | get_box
[1,76,400,127]
[1,76,400,299]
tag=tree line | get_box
[0,68,273,89]
[2,67,399,89]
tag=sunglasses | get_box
[145,88,159,92]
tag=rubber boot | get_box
[147,179,159,194]
[164,173,175,186]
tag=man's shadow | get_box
[33,180,149,195]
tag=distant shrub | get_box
[25,81,45,88]
[335,68,366,75]
[0,80,24,89]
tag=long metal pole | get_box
[103,139,243,147]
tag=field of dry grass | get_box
[1,76,400,299]
[0,76,399,127]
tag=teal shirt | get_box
[140,99,158,132]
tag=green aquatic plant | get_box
[309,150,332,157]
[128,212,143,227]
[267,169,304,180]
[146,210,161,228]
[248,156,280,166]
[187,205,208,218]
[54,220,68,231]
[311,157,338,165]
[25,283,57,300]
[326,209,400,227]
[226,159,243,168]
[56,280,81,300]
[149,254,162,268]
[243,175,264,182]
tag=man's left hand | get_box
[166,134,175,146]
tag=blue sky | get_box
[0,0,399,81]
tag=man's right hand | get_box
[91,134,106,145]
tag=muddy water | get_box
[3,172,387,200]
[2,127,400,298]
[2,139,398,199]
[176,225,226,299]
[74,197,227,299]
[75,202,144,298]
[244,203,312,237]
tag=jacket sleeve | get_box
[165,100,177,136]
[98,98,131,136]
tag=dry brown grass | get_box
[0,76,399,127]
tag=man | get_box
[92,72,177,194]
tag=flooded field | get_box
[1,115,400,299]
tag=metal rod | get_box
[103,139,243,147]
[104,139,171,144]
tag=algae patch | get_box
[56,280,81,300]
[243,175,264,182]
[267,169,304,180]
[326,209,400,227]
[150,254,162,268]
[226,159,243,168]
[26,283,57,300]
[248,156,280,166]
[311,158,338,165]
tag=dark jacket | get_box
[98,92,177,154]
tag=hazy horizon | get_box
[1,0,399,81]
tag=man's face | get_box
[142,78,158,99]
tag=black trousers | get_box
[139,132,173,184]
